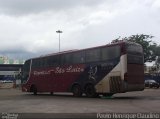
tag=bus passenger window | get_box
[86,48,100,62]
[72,51,85,64]
[49,56,59,66]
[62,54,73,64]
[102,46,120,61]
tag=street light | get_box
[56,30,63,52]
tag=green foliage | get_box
[0,58,4,64]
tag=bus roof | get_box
[27,40,135,61]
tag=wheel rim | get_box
[86,85,95,97]
[73,85,82,97]
[33,86,37,95]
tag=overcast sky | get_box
[0,0,160,59]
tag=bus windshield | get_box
[21,60,31,84]
[126,42,144,64]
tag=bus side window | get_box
[101,46,120,61]
[47,56,60,67]
[61,54,73,65]
[85,48,100,62]
[40,58,44,67]
[44,58,48,67]
[32,59,36,68]
[46,57,52,66]
[72,51,85,64]
[32,59,40,68]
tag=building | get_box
[0,56,25,64]
[0,64,23,81]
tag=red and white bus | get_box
[21,41,144,97]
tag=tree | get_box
[114,34,156,63]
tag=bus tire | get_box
[30,85,37,95]
[85,84,98,98]
[72,85,82,97]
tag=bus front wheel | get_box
[30,85,37,95]
[72,85,82,97]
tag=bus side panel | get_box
[95,55,125,94]
[28,67,52,92]
[29,74,51,92]
[23,58,121,94]
[29,65,86,93]
[71,57,121,92]
[52,64,86,92]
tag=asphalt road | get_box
[0,88,160,118]
[0,88,160,113]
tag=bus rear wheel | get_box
[72,85,82,97]
[85,84,98,98]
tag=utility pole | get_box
[56,30,63,52]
